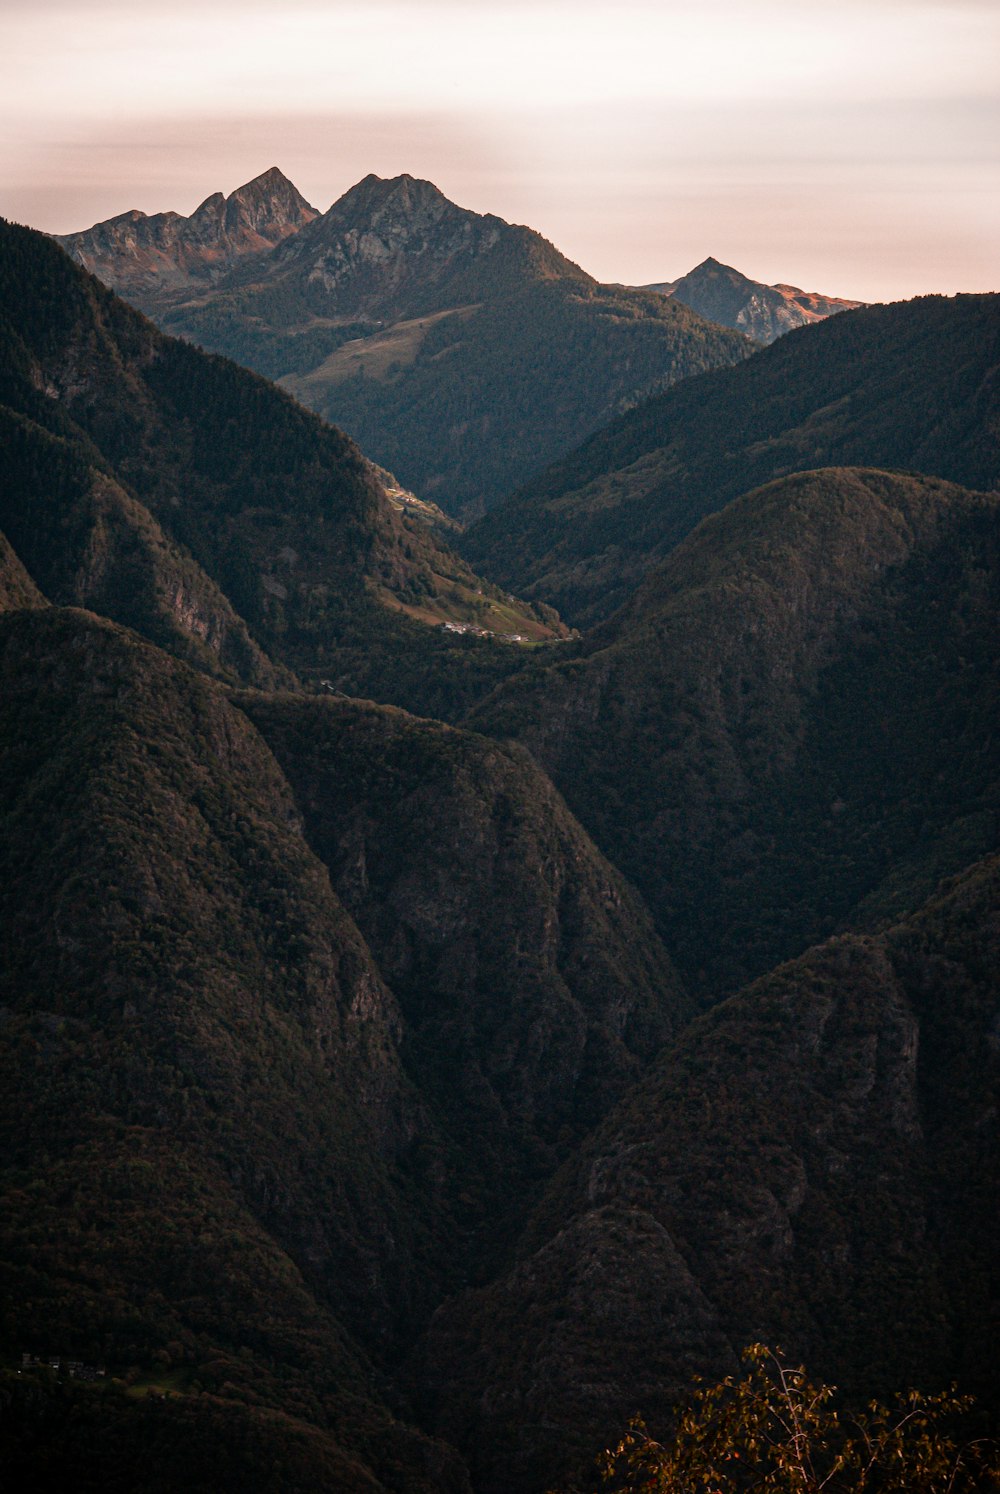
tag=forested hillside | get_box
[470,468,1000,992]
[0,217,566,717]
[422,854,1000,1492]
[462,292,1000,622]
[0,603,688,1491]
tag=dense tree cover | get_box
[1,211,997,1494]
[471,468,1000,993]
[0,607,463,1487]
[0,606,690,1489]
[422,855,1000,1492]
[0,1369,470,1494]
[461,292,1000,623]
[239,690,686,1248]
[0,217,561,718]
[278,281,751,517]
[0,531,46,614]
[0,407,288,688]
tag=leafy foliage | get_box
[596,1346,997,1494]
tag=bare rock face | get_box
[646,256,863,343]
[55,166,318,301]
[268,171,587,320]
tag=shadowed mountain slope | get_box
[64,172,752,518]
[0,603,692,1489]
[461,292,1000,624]
[646,255,862,344]
[470,468,1000,994]
[0,605,464,1491]
[0,529,46,612]
[0,407,290,688]
[0,216,564,715]
[240,691,686,1236]
[421,853,1000,1493]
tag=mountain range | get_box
[56,169,751,517]
[0,216,570,719]
[1,197,998,1494]
[461,289,1000,622]
[55,166,319,296]
[645,255,863,343]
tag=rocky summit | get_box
[55,166,318,301]
[263,170,589,318]
[645,255,863,343]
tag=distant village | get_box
[20,1353,105,1381]
[440,620,528,642]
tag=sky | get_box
[2,0,998,301]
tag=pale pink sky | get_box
[2,0,998,301]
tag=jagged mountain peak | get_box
[227,165,317,219]
[55,166,318,300]
[333,170,444,208]
[687,256,753,283]
[249,163,302,190]
[275,169,590,316]
[646,253,862,343]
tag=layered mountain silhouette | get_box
[1,210,997,1493]
[56,171,751,516]
[646,255,862,343]
[462,290,1000,623]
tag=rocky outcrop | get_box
[647,256,862,343]
[58,172,749,517]
[55,166,317,303]
[262,172,586,321]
